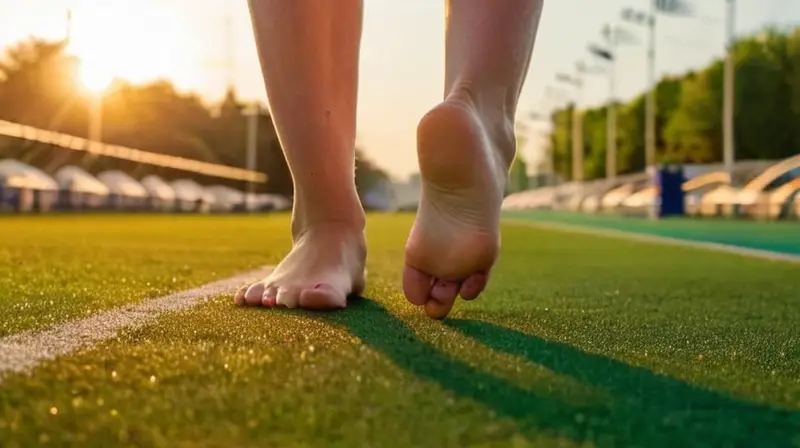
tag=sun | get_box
[66,0,198,91]
[78,59,115,93]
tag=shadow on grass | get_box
[321,299,799,447]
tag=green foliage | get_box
[355,147,390,199]
[507,155,528,194]
[550,26,800,181]
[550,105,573,180]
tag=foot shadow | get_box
[319,300,798,447]
[445,318,800,447]
[318,299,594,441]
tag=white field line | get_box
[505,218,800,264]
[0,267,272,383]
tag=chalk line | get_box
[0,267,272,382]
[505,218,800,264]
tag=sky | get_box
[0,0,797,180]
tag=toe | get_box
[459,273,488,301]
[425,293,457,320]
[299,283,347,310]
[275,286,301,309]
[403,266,434,306]
[431,279,459,303]
[244,283,265,306]
[234,285,248,306]
[261,286,278,307]
[425,279,460,320]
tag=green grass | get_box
[0,214,798,447]
[0,214,293,337]
[505,210,800,255]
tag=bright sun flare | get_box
[79,60,115,93]
[67,0,197,93]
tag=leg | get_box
[403,0,543,319]
[235,0,366,309]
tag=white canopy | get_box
[258,193,291,210]
[205,185,245,206]
[0,158,58,190]
[171,179,215,203]
[54,165,109,195]
[97,170,148,198]
[140,175,177,201]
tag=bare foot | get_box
[403,93,514,319]
[235,222,366,309]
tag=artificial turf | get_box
[0,214,293,337]
[0,214,798,447]
[505,210,800,255]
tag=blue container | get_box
[655,164,686,218]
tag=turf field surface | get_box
[0,214,798,447]
[505,210,800,256]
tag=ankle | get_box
[291,189,365,237]
[444,82,517,168]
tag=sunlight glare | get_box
[67,0,199,88]
[79,60,114,93]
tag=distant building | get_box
[362,177,395,211]
[391,173,422,211]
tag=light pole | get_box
[243,104,260,211]
[88,95,103,144]
[588,25,640,181]
[588,28,617,181]
[723,0,735,176]
[645,2,657,171]
[621,6,656,171]
[525,111,555,186]
[556,62,586,182]
[541,86,574,185]
[622,0,692,173]
[604,29,618,182]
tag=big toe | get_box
[402,266,434,306]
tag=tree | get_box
[550,25,800,180]
[354,147,390,199]
[550,106,574,180]
[507,155,529,194]
[0,37,389,198]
